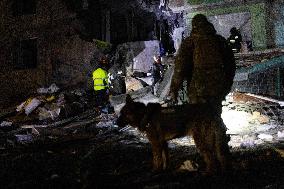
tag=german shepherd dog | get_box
[117,95,231,174]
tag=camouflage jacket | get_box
[170,24,236,103]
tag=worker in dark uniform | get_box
[152,55,164,95]
[169,14,236,115]
[168,14,236,174]
[227,27,242,53]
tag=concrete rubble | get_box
[0,83,103,145]
[1,69,283,150]
[1,77,284,188]
[0,39,284,188]
[221,92,284,148]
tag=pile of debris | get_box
[235,48,284,67]
[222,92,284,148]
[0,83,102,147]
[1,82,284,188]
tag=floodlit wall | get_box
[274,4,284,47]
[185,3,267,50]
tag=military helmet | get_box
[99,56,108,64]
[192,14,209,28]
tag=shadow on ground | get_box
[1,126,284,189]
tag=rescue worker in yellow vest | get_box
[92,56,109,107]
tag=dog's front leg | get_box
[150,141,169,171]
[151,142,164,171]
[147,130,165,171]
[161,141,169,170]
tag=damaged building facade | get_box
[1,1,284,188]
[0,0,99,107]
[0,0,165,107]
[170,0,284,99]
[0,0,284,105]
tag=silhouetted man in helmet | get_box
[227,27,242,53]
[169,14,236,115]
[168,14,236,173]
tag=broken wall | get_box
[47,36,99,89]
[185,2,267,50]
[113,40,159,92]
[0,0,99,107]
[86,0,159,45]
[116,40,160,76]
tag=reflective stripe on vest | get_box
[92,68,108,91]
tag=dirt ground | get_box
[1,113,284,189]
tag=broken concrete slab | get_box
[0,121,12,127]
[15,134,33,144]
[37,83,60,94]
[111,92,159,115]
[15,108,99,131]
[156,65,174,99]
[38,107,61,121]
[136,76,153,86]
[125,77,145,92]
[178,160,198,172]
[138,93,160,104]
[109,86,157,114]
[116,40,160,76]
[110,86,152,106]
[277,131,284,141]
[258,133,274,142]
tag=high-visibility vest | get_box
[92,68,108,91]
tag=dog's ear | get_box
[125,94,133,104]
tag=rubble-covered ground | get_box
[1,87,284,189]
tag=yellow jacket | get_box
[92,68,108,91]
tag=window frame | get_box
[13,38,38,70]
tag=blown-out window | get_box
[12,0,36,16]
[13,38,38,69]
